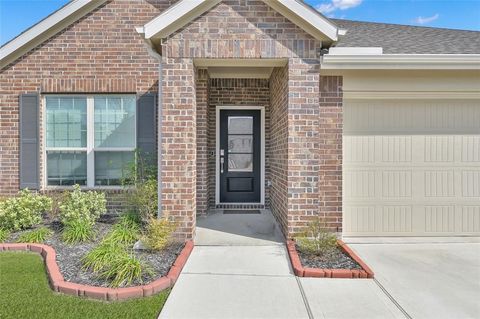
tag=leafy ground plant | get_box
[0,189,52,231]
[99,253,153,288]
[142,218,177,251]
[104,219,140,246]
[17,227,53,243]
[0,229,10,242]
[62,220,95,244]
[295,217,338,256]
[82,241,126,273]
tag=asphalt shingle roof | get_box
[331,19,480,54]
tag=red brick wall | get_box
[196,69,209,216]
[163,0,322,60]
[0,0,173,204]
[318,76,343,232]
[269,66,289,235]
[287,59,321,236]
[161,57,197,239]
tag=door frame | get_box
[215,105,265,205]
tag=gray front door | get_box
[219,110,261,203]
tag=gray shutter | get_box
[136,93,156,161]
[19,93,39,189]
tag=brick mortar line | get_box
[0,241,194,301]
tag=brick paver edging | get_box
[0,241,194,301]
[286,240,374,279]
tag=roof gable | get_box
[0,0,107,69]
[141,0,339,42]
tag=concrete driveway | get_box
[349,242,480,319]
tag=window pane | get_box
[95,151,135,186]
[46,97,87,147]
[47,151,87,185]
[228,154,253,172]
[94,96,136,148]
[228,116,252,134]
[228,135,252,153]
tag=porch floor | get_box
[195,209,285,246]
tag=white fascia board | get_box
[0,0,105,66]
[144,0,221,39]
[321,54,480,70]
[264,0,338,41]
[329,47,383,55]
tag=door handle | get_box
[220,157,224,174]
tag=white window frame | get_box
[43,94,137,189]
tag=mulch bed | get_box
[5,219,183,288]
[296,244,362,270]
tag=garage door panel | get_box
[344,99,480,236]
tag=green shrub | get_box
[82,242,126,273]
[0,229,9,242]
[103,220,140,246]
[120,210,142,226]
[0,189,52,231]
[17,227,53,243]
[142,218,176,251]
[59,185,106,226]
[122,151,158,221]
[294,217,338,256]
[99,253,152,288]
[62,220,94,244]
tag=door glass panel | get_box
[228,116,253,134]
[228,154,253,172]
[228,135,252,153]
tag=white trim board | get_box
[215,106,265,206]
[321,54,480,70]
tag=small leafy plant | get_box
[59,185,106,226]
[16,227,53,243]
[82,242,126,273]
[103,219,140,246]
[142,218,177,251]
[0,189,52,231]
[62,220,95,244]
[294,217,338,256]
[0,229,10,242]
[99,253,152,288]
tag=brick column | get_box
[161,58,197,240]
[196,69,209,216]
[287,58,320,237]
[318,76,343,232]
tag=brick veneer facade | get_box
[1,0,344,239]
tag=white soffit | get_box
[0,0,107,69]
[142,0,339,41]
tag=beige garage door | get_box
[343,99,480,236]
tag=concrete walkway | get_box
[159,210,406,319]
